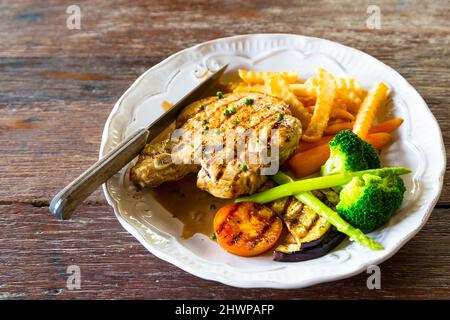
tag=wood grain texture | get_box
[0,0,449,299]
[1,205,449,299]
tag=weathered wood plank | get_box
[0,57,161,104]
[0,102,112,204]
[0,0,448,58]
[0,61,448,204]
[0,0,449,299]
[0,204,449,299]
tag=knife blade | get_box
[49,64,228,220]
[144,64,228,141]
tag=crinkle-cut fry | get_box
[238,69,298,85]
[290,84,317,107]
[330,108,355,121]
[324,121,354,135]
[304,75,320,87]
[335,90,362,113]
[265,75,310,127]
[353,82,390,139]
[302,69,337,142]
[293,85,360,112]
[226,81,245,91]
[335,78,363,97]
[327,118,346,125]
[306,106,355,120]
[289,83,317,97]
[306,71,362,94]
[369,118,404,134]
[233,84,269,94]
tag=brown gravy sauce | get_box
[152,174,231,239]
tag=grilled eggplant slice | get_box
[258,180,343,261]
[268,196,331,246]
[273,227,346,262]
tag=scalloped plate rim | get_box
[99,33,446,289]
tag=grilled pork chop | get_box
[130,92,302,198]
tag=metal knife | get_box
[49,64,228,220]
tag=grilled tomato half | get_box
[213,202,283,257]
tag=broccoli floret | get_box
[336,173,406,233]
[321,130,380,176]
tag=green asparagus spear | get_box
[272,171,383,250]
[236,167,410,204]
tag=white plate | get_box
[99,34,446,288]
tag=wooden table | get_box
[1,0,448,299]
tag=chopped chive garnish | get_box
[244,98,254,105]
[202,119,208,125]
[216,91,224,99]
[204,125,209,131]
[223,109,230,116]
[230,105,237,113]
[198,105,205,111]
[233,119,239,125]
[240,163,248,172]
[210,232,217,240]
[278,113,285,120]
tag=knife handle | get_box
[49,128,149,220]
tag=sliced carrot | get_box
[287,143,330,178]
[369,118,403,134]
[353,82,389,139]
[296,135,335,152]
[365,132,391,149]
[290,132,392,178]
[323,121,354,135]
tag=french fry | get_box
[289,83,317,97]
[306,74,362,96]
[369,118,403,134]
[327,119,346,125]
[304,73,362,112]
[353,82,389,139]
[238,69,298,85]
[324,121,354,135]
[265,75,310,127]
[365,132,391,149]
[233,84,269,94]
[287,143,330,178]
[303,69,337,141]
[304,75,320,87]
[330,108,355,121]
[227,81,245,91]
[335,90,362,114]
[335,78,363,97]
[290,83,317,106]
[333,103,348,110]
